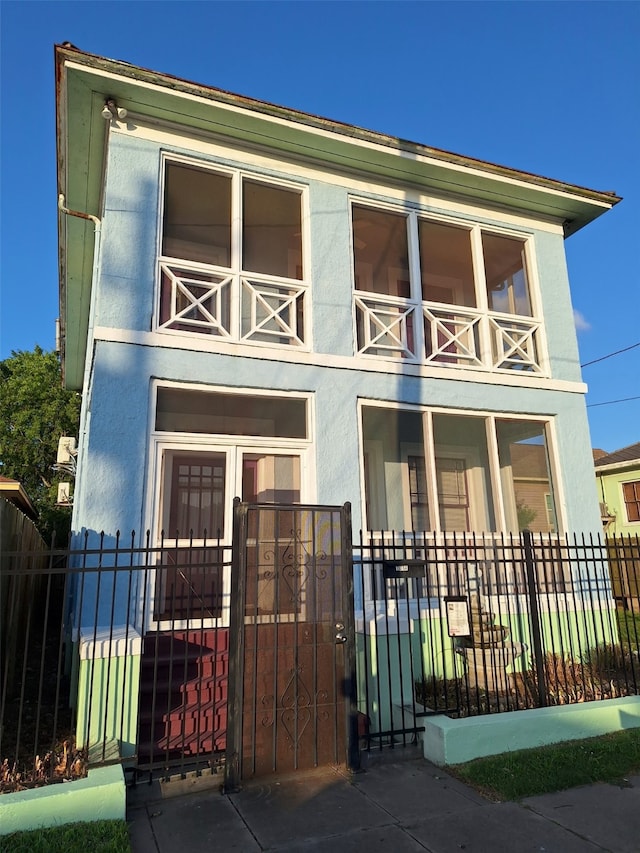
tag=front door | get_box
[224,502,357,790]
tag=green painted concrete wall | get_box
[421,695,640,766]
[0,764,125,836]
[75,650,140,762]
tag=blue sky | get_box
[1,1,638,453]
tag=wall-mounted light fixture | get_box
[101,98,127,121]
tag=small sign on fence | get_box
[444,596,470,637]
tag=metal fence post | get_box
[523,530,547,707]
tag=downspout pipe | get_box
[58,194,101,229]
[57,194,102,542]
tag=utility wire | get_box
[581,341,640,368]
[587,395,640,409]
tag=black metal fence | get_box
[0,530,232,790]
[353,530,640,750]
[1,529,639,789]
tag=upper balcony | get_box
[353,203,545,376]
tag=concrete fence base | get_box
[413,695,640,766]
[0,763,125,836]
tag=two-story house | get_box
[55,44,620,775]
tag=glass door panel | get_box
[241,453,302,620]
[155,450,228,622]
[241,453,301,503]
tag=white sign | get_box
[445,597,470,637]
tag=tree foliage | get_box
[0,347,81,543]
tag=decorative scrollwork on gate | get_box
[280,665,312,749]
[280,528,327,607]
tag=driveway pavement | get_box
[127,751,640,852]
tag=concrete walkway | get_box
[127,751,640,852]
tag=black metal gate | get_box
[224,501,359,790]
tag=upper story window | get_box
[159,160,307,348]
[353,204,543,374]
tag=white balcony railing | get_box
[158,262,307,347]
[356,294,543,373]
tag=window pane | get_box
[482,233,531,316]
[243,181,302,278]
[163,163,231,266]
[352,206,410,298]
[623,481,640,523]
[407,455,429,530]
[418,220,476,307]
[156,388,307,438]
[432,414,495,532]
[167,452,226,538]
[242,454,300,503]
[496,420,556,532]
[362,407,426,530]
[154,546,224,621]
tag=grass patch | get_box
[452,728,640,801]
[617,606,640,652]
[0,819,130,853]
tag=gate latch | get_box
[335,623,347,644]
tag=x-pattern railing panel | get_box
[159,263,233,337]
[355,295,416,358]
[423,305,483,367]
[489,315,541,372]
[241,277,306,346]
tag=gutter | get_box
[595,460,640,476]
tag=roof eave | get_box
[595,459,640,475]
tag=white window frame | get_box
[350,199,548,376]
[142,382,316,632]
[621,479,640,525]
[156,154,311,352]
[357,399,563,536]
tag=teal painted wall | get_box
[0,764,125,836]
[422,696,640,766]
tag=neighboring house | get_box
[0,476,37,521]
[54,44,621,769]
[594,443,640,536]
[594,443,640,610]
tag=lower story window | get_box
[362,405,557,534]
[151,386,310,623]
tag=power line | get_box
[581,341,640,368]
[587,395,640,409]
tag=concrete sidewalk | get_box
[127,752,640,852]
